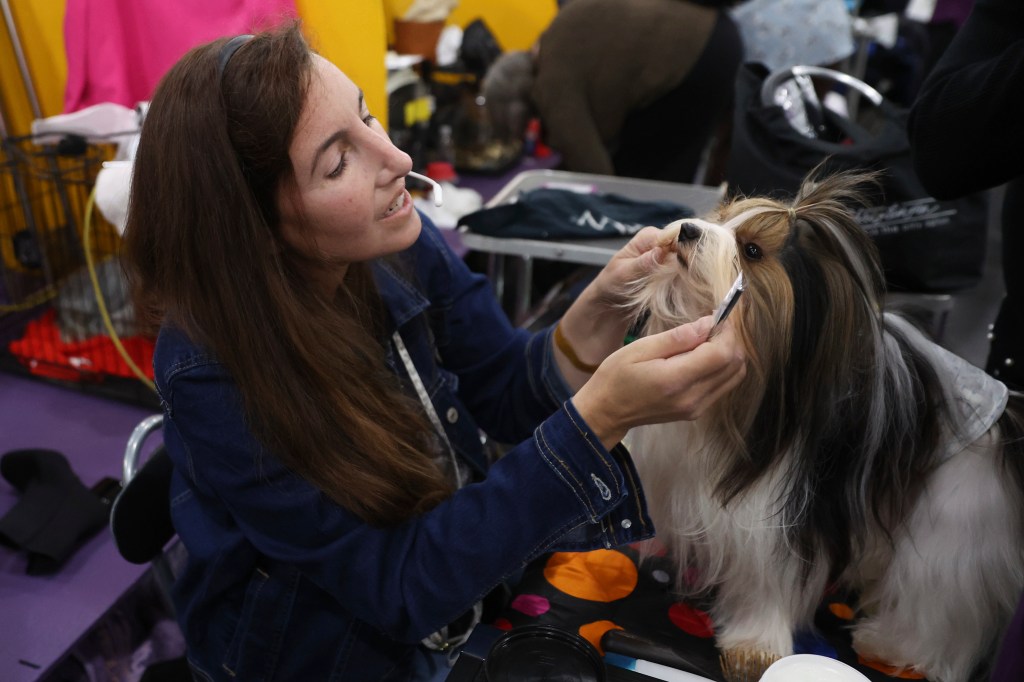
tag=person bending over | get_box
[483,0,744,184]
[908,0,1022,392]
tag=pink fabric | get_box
[64,0,296,113]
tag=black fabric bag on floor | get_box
[726,62,989,294]
[0,449,109,575]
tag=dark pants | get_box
[612,11,743,184]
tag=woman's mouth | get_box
[382,190,408,218]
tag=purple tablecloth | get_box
[992,591,1024,682]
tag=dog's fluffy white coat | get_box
[623,173,1024,681]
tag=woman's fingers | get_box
[624,315,714,361]
[574,316,744,439]
[626,321,745,422]
[619,225,663,258]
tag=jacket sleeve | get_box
[162,363,652,644]
[907,0,1024,198]
[411,220,578,444]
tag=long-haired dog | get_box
[623,170,1024,681]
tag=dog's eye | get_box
[743,242,763,261]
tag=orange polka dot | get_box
[578,620,622,655]
[828,603,856,620]
[492,617,513,631]
[858,655,926,679]
[668,602,715,638]
[543,550,638,602]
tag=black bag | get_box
[458,188,694,240]
[459,19,504,80]
[727,62,989,294]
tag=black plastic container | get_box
[483,625,606,682]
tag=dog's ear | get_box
[791,217,826,252]
[794,201,887,308]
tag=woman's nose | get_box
[372,125,413,176]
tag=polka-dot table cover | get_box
[491,544,929,681]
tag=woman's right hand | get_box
[570,316,746,450]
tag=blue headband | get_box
[217,34,254,81]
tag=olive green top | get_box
[531,0,719,175]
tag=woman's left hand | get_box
[554,226,672,389]
[589,226,671,308]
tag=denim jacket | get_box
[157,216,653,681]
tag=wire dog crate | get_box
[0,134,157,407]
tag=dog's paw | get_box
[851,629,928,680]
[719,648,781,682]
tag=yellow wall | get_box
[384,0,555,52]
[0,1,389,135]
[294,0,389,128]
[0,0,68,136]
[0,1,549,137]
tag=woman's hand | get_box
[588,226,672,308]
[554,227,673,388]
[570,316,746,450]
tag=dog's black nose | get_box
[677,221,701,243]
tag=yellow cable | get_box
[0,285,57,312]
[83,185,156,392]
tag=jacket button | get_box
[620,519,632,529]
[446,407,459,424]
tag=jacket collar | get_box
[372,257,429,330]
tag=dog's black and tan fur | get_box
[624,170,1024,681]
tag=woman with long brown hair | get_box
[122,21,745,681]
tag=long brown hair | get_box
[122,22,452,525]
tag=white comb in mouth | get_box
[407,171,444,207]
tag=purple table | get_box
[0,372,158,681]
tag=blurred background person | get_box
[482,0,745,185]
[908,0,1022,394]
[909,10,1024,676]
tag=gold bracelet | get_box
[554,322,601,373]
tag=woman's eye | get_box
[743,242,763,260]
[326,156,347,179]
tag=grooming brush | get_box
[601,629,722,681]
[719,649,780,682]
